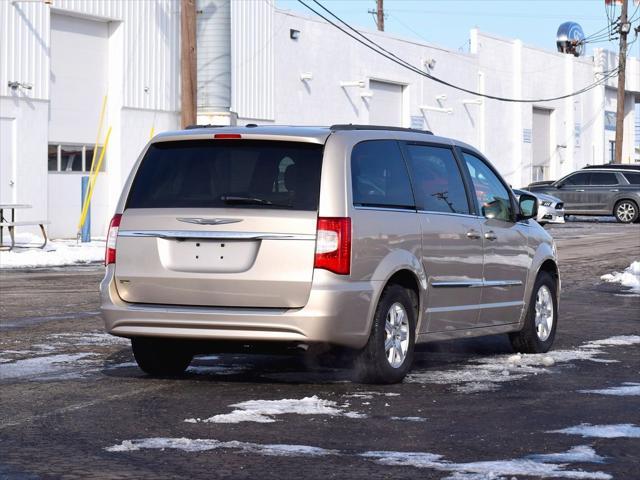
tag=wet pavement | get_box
[1,221,639,479]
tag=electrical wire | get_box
[298,0,621,104]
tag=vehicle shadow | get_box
[99,334,515,384]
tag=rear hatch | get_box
[115,139,324,308]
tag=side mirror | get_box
[554,182,563,189]
[518,193,538,221]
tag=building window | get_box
[609,140,615,164]
[47,144,104,172]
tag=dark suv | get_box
[527,168,640,223]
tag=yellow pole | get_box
[149,125,155,140]
[77,95,107,237]
[88,95,107,178]
[77,126,112,233]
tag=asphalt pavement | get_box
[1,221,639,480]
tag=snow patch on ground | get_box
[600,261,640,293]
[0,238,105,269]
[551,423,640,439]
[390,416,427,422]
[186,364,248,376]
[184,396,365,424]
[579,382,640,396]
[0,353,98,380]
[363,444,610,479]
[406,335,640,393]
[106,438,610,479]
[105,437,338,457]
[343,391,401,399]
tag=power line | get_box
[297,0,620,104]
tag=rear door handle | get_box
[484,231,497,241]
[609,189,619,192]
[466,230,481,240]
[575,189,585,192]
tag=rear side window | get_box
[590,172,618,185]
[623,172,640,185]
[403,144,469,214]
[563,172,590,186]
[126,140,323,210]
[351,140,415,209]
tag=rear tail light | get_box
[105,214,122,265]
[314,217,351,275]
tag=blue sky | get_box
[276,0,640,58]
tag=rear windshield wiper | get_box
[220,195,293,209]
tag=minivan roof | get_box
[153,124,474,152]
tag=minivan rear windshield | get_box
[126,140,324,210]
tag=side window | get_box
[590,172,618,185]
[351,140,415,209]
[623,172,640,185]
[403,144,469,214]
[563,172,590,186]
[462,152,514,222]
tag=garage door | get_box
[369,80,403,127]
[49,14,108,144]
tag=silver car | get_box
[101,125,560,384]
[513,189,565,225]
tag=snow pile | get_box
[580,382,640,396]
[106,437,337,457]
[600,261,640,293]
[0,236,105,269]
[184,396,365,424]
[406,335,640,393]
[550,423,640,439]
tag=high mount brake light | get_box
[214,134,242,139]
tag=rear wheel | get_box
[131,337,194,376]
[509,272,558,354]
[355,284,416,384]
[614,200,638,224]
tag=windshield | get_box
[126,140,324,210]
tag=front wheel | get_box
[355,284,417,384]
[614,200,639,224]
[131,337,194,376]
[509,272,558,354]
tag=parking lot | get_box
[1,221,639,480]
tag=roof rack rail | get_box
[330,124,433,135]
[582,163,640,170]
[185,124,227,130]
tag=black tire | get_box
[613,199,639,224]
[131,337,194,376]
[509,271,558,354]
[355,284,417,384]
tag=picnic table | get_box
[0,204,49,251]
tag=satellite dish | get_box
[556,22,585,57]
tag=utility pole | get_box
[369,0,384,31]
[614,0,629,163]
[181,0,197,128]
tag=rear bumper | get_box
[100,266,376,349]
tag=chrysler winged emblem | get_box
[177,217,243,225]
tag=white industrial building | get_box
[1,0,639,239]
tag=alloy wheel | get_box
[384,302,410,368]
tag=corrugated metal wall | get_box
[197,0,231,111]
[1,0,180,112]
[230,0,274,120]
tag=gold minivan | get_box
[101,125,559,383]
